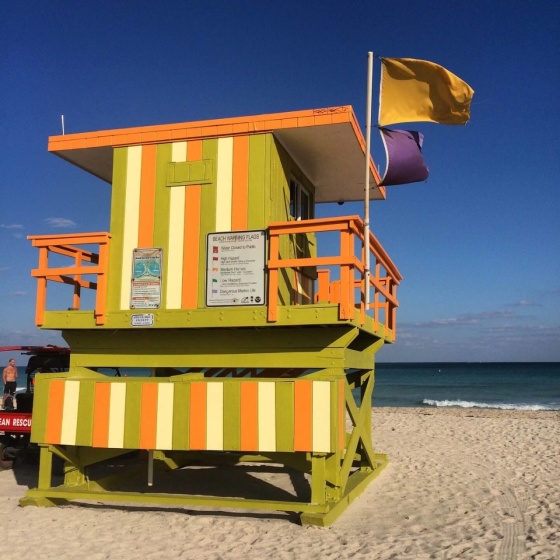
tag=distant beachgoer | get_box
[3,358,18,404]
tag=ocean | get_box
[13,362,560,412]
[372,362,560,411]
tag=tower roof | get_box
[48,106,385,202]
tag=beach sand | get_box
[2,408,558,559]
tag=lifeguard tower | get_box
[22,106,401,526]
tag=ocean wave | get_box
[422,399,560,411]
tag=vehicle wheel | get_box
[1,446,18,468]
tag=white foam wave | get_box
[422,399,560,411]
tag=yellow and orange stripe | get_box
[35,378,343,454]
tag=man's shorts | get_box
[3,381,17,395]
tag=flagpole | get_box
[364,52,374,314]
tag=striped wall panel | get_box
[33,378,344,454]
[114,138,252,312]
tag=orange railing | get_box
[267,216,401,340]
[28,232,111,326]
[27,220,399,338]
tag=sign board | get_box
[131,313,155,327]
[130,248,162,309]
[0,413,32,433]
[206,231,266,307]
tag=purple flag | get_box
[378,128,429,186]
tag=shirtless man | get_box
[3,358,18,405]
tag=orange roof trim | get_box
[48,106,359,151]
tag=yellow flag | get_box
[379,58,474,126]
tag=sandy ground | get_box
[1,408,558,559]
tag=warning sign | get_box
[206,231,266,307]
[130,248,163,309]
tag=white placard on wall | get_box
[206,231,266,307]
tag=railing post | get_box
[339,227,352,320]
[348,230,355,320]
[316,270,330,303]
[373,262,381,332]
[360,236,366,325]
[95,238,109,325]
[389,279,397,341]
[73,252,82,310]
[35,246,48,326]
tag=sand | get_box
[2,408,558,559]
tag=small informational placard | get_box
[131,313,155,327]
[206,231,266,307]
[130,248,162,309]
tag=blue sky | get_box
[1,1,559,361]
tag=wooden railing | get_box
[267,216,401,339]
[28,232,111,326]
[27,219,400,338]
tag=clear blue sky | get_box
[1,1,559,361]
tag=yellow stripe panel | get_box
[108,383,127,448]
[258,382,276,451]
[120,146,142,309]
[206,382,224,450]
[156,383,174,449]
[171,141,187,163]
[312,381,331,452]
[60,380,80,445]
[166,142,187,309]
[215,137,233,231]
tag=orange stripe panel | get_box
[44,380,65,444]
[138,144,157,247]
[139,383,158,449]
[92,383,111,448]
[182,140,202,309]
[189,382,207,450]
[231,135,249,230]
[294,380,313,451]
[240,382,258,451]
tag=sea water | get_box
[14,366,151,391]
[372,362,560,411]
[13,362,560,411]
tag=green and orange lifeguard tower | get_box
[22,105,401,525]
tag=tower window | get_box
[289,179,312,220]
